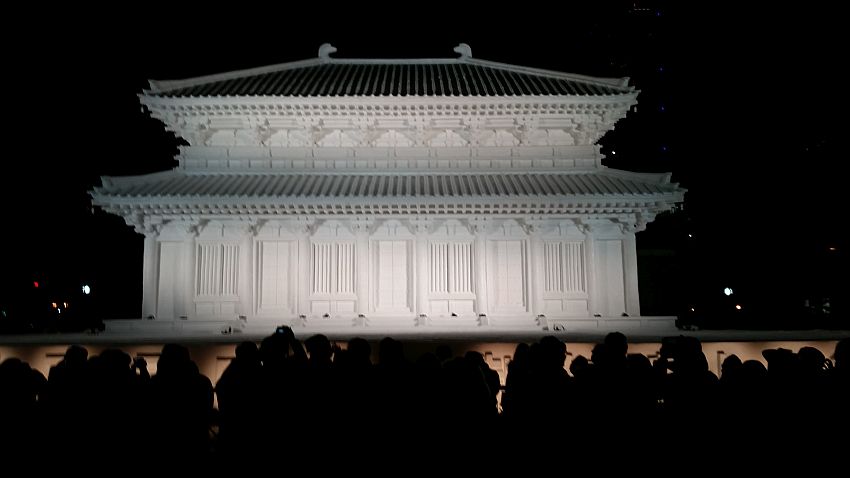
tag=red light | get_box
[33,281,39,288]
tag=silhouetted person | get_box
[215,341,263,454]
[501,342,530,421]
[149,344,214,459]
[0,358,46,453]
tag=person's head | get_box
[604,332,628,359]
[64,345,88,365]
[539,335,567,367]
[721,354,742,376]
[305,334,332,363]
[235,341,260,362]
[834,338,850,368]
[347,337,372,364]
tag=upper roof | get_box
[147,43,634,98]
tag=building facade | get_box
[91,44,684,332]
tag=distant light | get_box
[690,307,695,312]
[611,150,616,155]
[661,145,668,152]
[57,308,61,314]
[688,233,693,238]
[723,287,733,296]
[33,281,39,288]
[828,247,837,251]
[52,302,57,308]
[658,66,664,73]
[735,305,742,310]
[63,302,68,308]
[659,105,666,112]
[82,285,91,295]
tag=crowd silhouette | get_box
[2,328,847,462]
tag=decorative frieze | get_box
[144,96,632,150]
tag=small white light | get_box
[688,234,693,238]
[723,287,733,296]
[735,304,742,310]
[82,285,91,295]
[611,150,616,155]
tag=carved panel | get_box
[543,241,586,294]
[375,130,413,147]
[597,240,626,316]
[429,241,473,294]
[317,130,358,147]
[429,129,468,147]
[490,240,527,313]
[256,241,295,315]
[311,242,355,295]
[196,242,239,298]
[374,240,411,313]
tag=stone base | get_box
[544,316,677,334]
[0,315,689,344]
[422,315,482,328]
[488,316,541,329]
[365,316,418,329]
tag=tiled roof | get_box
[95,171,678,200]
[149,57,632,98]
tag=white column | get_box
[583,225,598,316]
[141,233,159,319]
[415,231,428,317]
[528,230,543,317]
[409,218,432,319]
[239,228,253,318]
[296,231,310,319]
[471,219,489,317]
[355,229,370,315]
[622,232,641,316]
[180,238,194,319]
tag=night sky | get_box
[1,3,845,325]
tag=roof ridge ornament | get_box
[453,43,472,59]
[318,43,337,59]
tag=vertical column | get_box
[295,218,313,319]
[181,235,194,318]
[470,218,489,317]
[527,223,544,317]
[622,232,641,316]
[239,224,254,319]
[354,223,370,315]
[412,219,430,318]
[141,232,159,319]
[581,223,598,317]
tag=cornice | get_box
[140,93,637,115]
[96,194,681,220]
[140,94,635,149]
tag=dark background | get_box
[1,2,845,329]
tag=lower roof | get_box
[93,169,682,201]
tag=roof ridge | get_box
[148,58,325,94]
[147,44,633,96]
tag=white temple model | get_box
[91,44,684,335]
